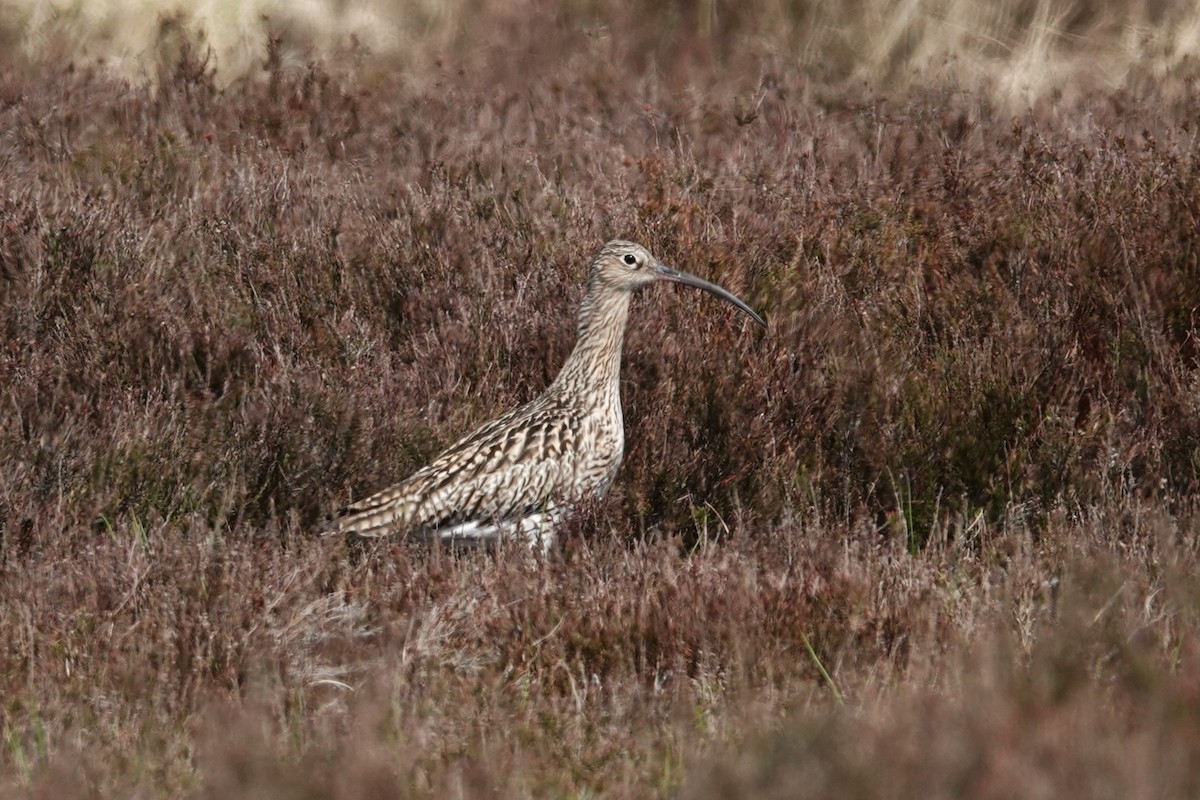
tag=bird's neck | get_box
[551,284,631,399]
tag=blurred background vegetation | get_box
[4,0,1200,103]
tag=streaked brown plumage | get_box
[324,240,765,550]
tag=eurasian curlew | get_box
[324,240,765,550]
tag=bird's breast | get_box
[574,397,625,498]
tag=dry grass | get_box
[5,0,1200,103]
[1,2,1200,797]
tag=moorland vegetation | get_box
[2,1,1199,796]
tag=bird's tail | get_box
[321,489,412,538]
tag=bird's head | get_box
[589,240,766,327]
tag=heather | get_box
[2,2,1200,797]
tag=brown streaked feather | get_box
[324,396,594,539]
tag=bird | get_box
[324,240,765,551]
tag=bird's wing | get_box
[324,402,584,539]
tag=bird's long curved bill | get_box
[655,265,767,327]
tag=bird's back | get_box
[324,388,623,547]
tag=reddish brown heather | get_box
[1,8,1199,799]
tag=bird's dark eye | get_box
[623,253,638,266]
